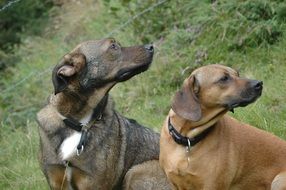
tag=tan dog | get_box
[160,64,286,190]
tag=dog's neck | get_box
[50,85,113,120]
[169,107,227,138]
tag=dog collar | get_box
[62,94,108,155]
[168,117,214,148]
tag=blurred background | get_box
[0,0,286,189]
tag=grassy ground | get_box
[0,0,286,189]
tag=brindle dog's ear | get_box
[52,53,86,95]
[172,75,202,122]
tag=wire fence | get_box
[1,66,53,95]
[0,0,20,12]
[0,0,169,97]
[107,0,167,37]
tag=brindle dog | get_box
[37,38,170,189]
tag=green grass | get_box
[0,0,286,189]
[0,122,48,189]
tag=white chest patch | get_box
[59,111,93,161]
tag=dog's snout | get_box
[250,80,263,91]
[144,44,154,52]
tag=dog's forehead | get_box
[214,65,237,74]
[72,39,114,62]
[193,64,237,83]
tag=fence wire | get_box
[0,0,20,12]
[1,66,53,95]
[107,0,168,37]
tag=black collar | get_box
[168,117,214,147]
[63,94,108,132]
[62,94,108,156]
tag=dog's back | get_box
[221,115,286,189]
[123,117,160,164]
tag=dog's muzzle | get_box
[228,80,263,112]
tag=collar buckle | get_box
[76,129,88,156]
[186,138,191,152]
[77,145,84,156]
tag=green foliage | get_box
[0,0,53,52]
[103,0,286,49]
[213,0,286,50]
[104,0,200,43]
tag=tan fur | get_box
[123,160,171,190]
[160,64,286,190]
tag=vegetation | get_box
[0,0,285,189]
[0,0,53,70]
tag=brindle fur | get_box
[37,38,170,189]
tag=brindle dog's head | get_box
[172,64,263,122]
[52,38,154,95]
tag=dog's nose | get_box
[144,44,154,52]
[253,80,263,91]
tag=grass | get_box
[0,122,48,189]
[0,0,286,189]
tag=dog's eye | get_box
[219,75,230,82]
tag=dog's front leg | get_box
[45,164,68,190]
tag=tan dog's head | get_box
[52,38,154,94]
[172,64,263,122]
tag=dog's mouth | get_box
[79,61,152,90]
[227,92,262,113]
[116,62,151,82]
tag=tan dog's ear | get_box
[52,53,86,94]
[172,75,202,121]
